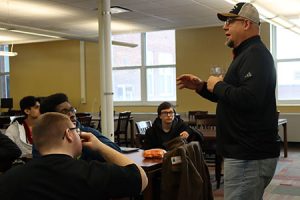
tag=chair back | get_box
[0,116,11,129]
[76,112,91,118]
[114,111,131,146]
[188,110,208,127]
[8,110,23,116]
[135,120,152,148]
[77,115,92,127]
[115,111,131,133]
[196,114,216,129]
[195,113,222,188]
[135,120,152,135]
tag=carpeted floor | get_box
[212,143,300,200]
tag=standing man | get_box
[177,2,280,200]
[33,93,121,161]
[5,96,40,157]
[0,112,148,199]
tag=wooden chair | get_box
[196,114,223,189]
[195,114,216,129]
[135,120,152,148]
[77,115,92,127]
[8,109,23,116]
[114,111,131,147]
[187,110,208,127]
[76,112,91,118]
[96,110,116,131]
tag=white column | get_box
[98,0,114,141]
[79,41,86,104]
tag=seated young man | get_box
[5,96,40,157]
[0,113,148,199]
[143,101,193,150]
[32,93,121,161]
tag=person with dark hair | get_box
[33,93,121,161]
[5,96,40,156]
[0,131,21,172]
[143,101,193,150]
[0,112,148,199]
[177,2,279,199]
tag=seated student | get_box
[5,96,40,157]
[32,93,121,161]
[0,131,21,172]
[143,101,193,150]
[0,112,148,199]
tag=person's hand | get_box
[207,75,223,92]
[177,74,203,90]
[80,132,102,151]
[180,131,189,139]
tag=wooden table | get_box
[125,150,162,200]
[278,118,288,157]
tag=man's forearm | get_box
[96,142,148,191]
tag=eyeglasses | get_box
[161,111,175,116]
[70,127,81,135]
[59,107,77,115]
[224,18,245,26]
[62,127,81,139]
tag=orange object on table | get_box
[143,149,166,159]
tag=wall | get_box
[10,40,81,109]
[9,40,162,113]
[175,23,271,113]
[9,23,300,114]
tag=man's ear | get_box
[159,114,162,120]
[244,20,252,30]
[65,129,74,142]
[24,108,30,115]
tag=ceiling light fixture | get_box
[9,29,61,39]
[112,40,137,48]
[0,51,17,56]
[110,6,132,14]
[0,44,17,57]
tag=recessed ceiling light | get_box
[110,6,131,14]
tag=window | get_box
[112,30,176,105]
[273,26,300,105]
[0,45,10,98]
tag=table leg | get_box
[283,123,288,158]
[130,119,135,147]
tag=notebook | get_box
[120,147,140,153]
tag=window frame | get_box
[113,31,176,106]
[0,45,10,98]
[272,25,300,105]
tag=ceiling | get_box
[0,0,300,45]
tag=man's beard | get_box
[225,39,234,48]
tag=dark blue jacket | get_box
[143,117,193,150]
[32,121,121,162]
